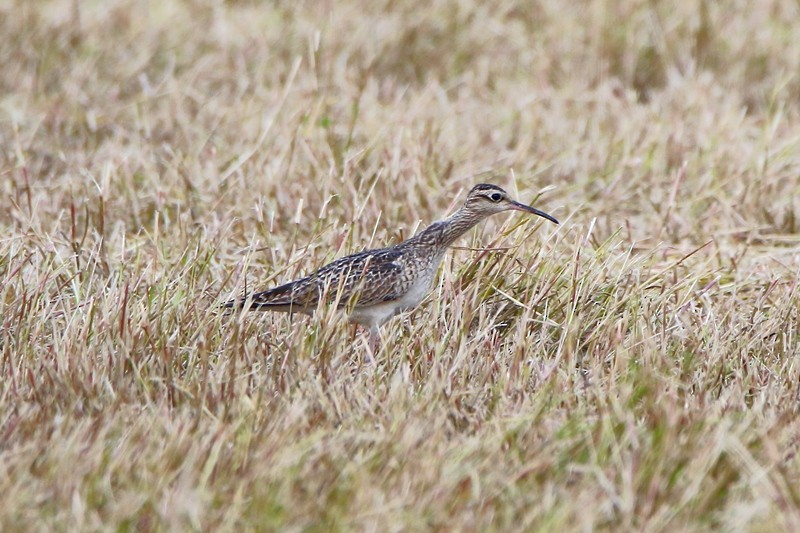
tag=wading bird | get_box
[226,184,558,352]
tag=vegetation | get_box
[2,0,799,530]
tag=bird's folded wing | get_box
[312,249,405,308]
[240,248,406,310]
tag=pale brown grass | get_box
[2,0,800,530]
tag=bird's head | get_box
[463,184,559,224]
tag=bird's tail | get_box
[222,281,308,312]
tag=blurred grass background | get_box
[1,0,800,530]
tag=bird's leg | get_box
[365,326,381,364]
[347,323,360,362]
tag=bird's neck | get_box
[411,208,483,250]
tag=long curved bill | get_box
[510,201,559,225]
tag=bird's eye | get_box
[490,193,502,202]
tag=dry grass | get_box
[2,0,800,530]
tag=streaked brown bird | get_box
[226,184,558,351]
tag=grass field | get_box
[2,0,800,530]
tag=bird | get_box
[225,184,558,352]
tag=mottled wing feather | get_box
[332,250,406,308]
[235,247,409,310]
